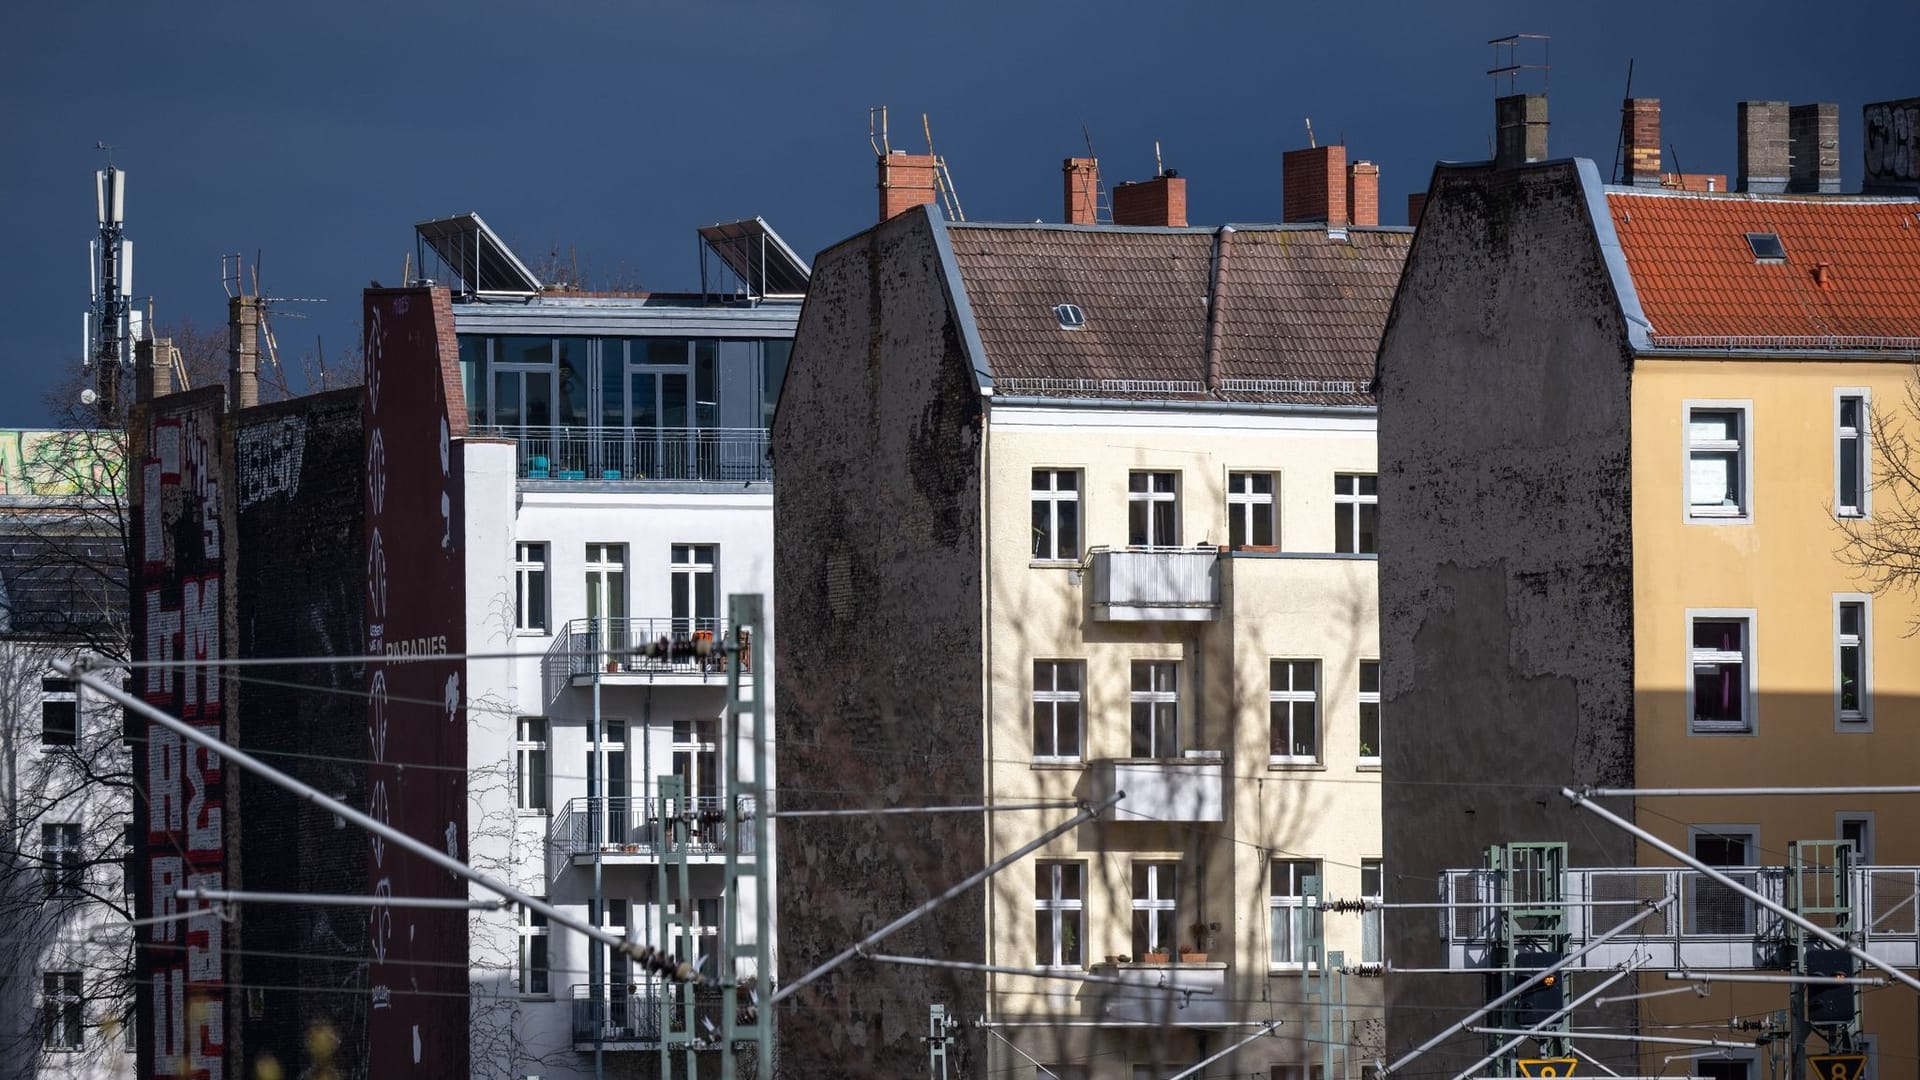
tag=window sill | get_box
[1031,760,1083,771]
[1028,559,1082,570]
[516,809,552,819]
[1355,762,1382,772]
[1836,718,1872,733]
[1268,760,1327,772]
[1687,725,1756,737]
[517,994,555,1003]
[516,629,554,638]
[1685,512,1751,526]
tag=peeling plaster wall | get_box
[1375,161,1638,1066]
[773,208,986,1079]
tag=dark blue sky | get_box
[4,1,1912,426]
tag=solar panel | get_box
[697,218,811,296]
[1745,232,1787,261]
[415,213,543,295]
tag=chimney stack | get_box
[1407,192,1428,226]
[1494,94,1549,169]
[878,150,941,222]
[1789,102,1841,193]
[1063,156,1100,225]
[1623,98,1662,186]
[229,294,259,410]
[1283,144,1348,226]
[1346,161,1380,226]
[1736,101,1791,193]
[136,335,173,402]
[1112,174,1187,228]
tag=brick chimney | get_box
[1623,98,1662,186]
[1284,145,1347,225]
[1112,174,1187,227]
[1494,94,1549,169]
[1407,192,1428,226]
[229,294,259,410]
[878,151,940,221]
[1063,156,1100,225]
[1789,102,1840,193]
[1736,101,1791,193]
[1346,161,1380,226]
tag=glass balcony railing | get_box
[471,425,770,483]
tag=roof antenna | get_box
[1305,118,1317,149]
[1667,143,1683,188]
[1154,140,1165,177]
[1610,58,1636,184]
[868,105,891,157]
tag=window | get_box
[1270,859,1322,967]
[516,718,549,812]
[1032,661,1084,763]
[1357,661,1381,765]
[1130,863,1178,957]
[1128,472,1179,547]
[1838,814,1874,865]
[41,677,77,746]
[587,719,628,844]
[1686,406,1749,520]
[1837,394,1867,517]
[670,544,718,634]
[1689,613,1753,734]
[514,542,548,633]
[1054,304,1086,330]
[1361,860,1384,963]
[1035,861,1084,968]
[1334,474,1377,554]
[518,903,550,996]
[585,543,628,660]
[43,971,81,1051]
[1031,470,1082,561]
[1744,232,1786,261]
[1130,661,1179,758]
[43,823,81,898]
[1228,472,1276,548]
[1837,597,1870,726]
[1268,660,1318,764]
[1688,828,1756,935]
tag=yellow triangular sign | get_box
[1808,1055,1865,1080]
[1518,1059,1577,1079]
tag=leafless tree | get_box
[1835,381,1920,631]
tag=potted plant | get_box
[1184,920,1220,962]
[1141,947,1170,964]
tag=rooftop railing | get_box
[471,425,770,483]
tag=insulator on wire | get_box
[621,942,700,983]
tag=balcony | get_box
[472,425,770,484]
[547,796,756,875]
[1079,961,1229,1026]
[1090,754,1224,823]
[569,984,751,1049]
[542,618,749,699]
[1090,547,1220,621]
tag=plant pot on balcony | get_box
[1141,951,1171,964]
[1177,952,1208,964]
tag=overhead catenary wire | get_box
[860,951,1217,994]
[176,887,506,911]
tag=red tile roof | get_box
[1607,190,1920,348]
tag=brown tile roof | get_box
[944,223,1410,405]
[1607,190,1920,349]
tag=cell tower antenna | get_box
[84,158,132,419]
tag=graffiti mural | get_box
[0,428,123,496]
[1864,97,1920,196]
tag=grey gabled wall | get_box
[1375,160,1639,1068]
[772,208,987,1079]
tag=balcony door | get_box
[587,718,629,846]
[585,544,628,662]
[672,719,721,804]
[670,545,718,637]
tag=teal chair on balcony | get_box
[528,455,550,479]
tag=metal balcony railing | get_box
[1090,547,1221,621]
[569,983,752,1046]
[548,795,757,860]
[472,425,770,483]
[542,617,749,698]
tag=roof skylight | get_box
[1745,232,1787,261]
[1054,303,1086,330]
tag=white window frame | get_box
[1836,389,1870,519]
[1683,400,1753,524]
[40,676,77,747]
[42,970,82,1052]
[1228,471,1278,549]
[516,717,549,813]
[1687,608,1757,736]
[1837,812,1875,865]
[1127,471,1180,548]
[1130,862,1179,957]
[1129,660,1179,759]
[43,822,81,898]
[514,542,549,634]
[669,543,720,634]
[1269,858,1322,970]
[1035,861,1085,969]
[1357,660,1381,767]
[1835,594,1871,730]
[1031,469,1083,563]
[1031,660,1084,765]
[1361,859,1383,964]
[518,901,550,997]
[1333,473,1377,554]
[1686,825,1758,936]
[1269,660,1319,766]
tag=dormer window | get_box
[1745,232,1786,262]
[1053,303,1086,330]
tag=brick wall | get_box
[1111,175,1187,227]
[773,206,987,1078]
[1284,145,1347,224]
[1063,156,1099,224]
[1624,98,1662,185]
[879,152,941,222]
[1347,161,1380,226]
[1738,100,1791,193]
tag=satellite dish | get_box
[80,388,98,406]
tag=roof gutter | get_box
[1202,226,1235,393]
[988,394,1376,417]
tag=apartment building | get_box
[774,153,1409,1078]
[419,214,799,1078]
[0,431,132,1080]
[1377,94,1920,1078]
